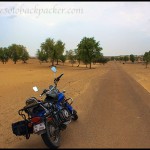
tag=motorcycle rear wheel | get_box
[41,121,60,148]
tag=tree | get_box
[143,51,150,68]
[67,50,76,67]
[98,56,109,65]
[130,54,135,63]
[8,44,23,64]
[59,55,66,65]
[123,55,129,63]
[116,56,120,61]
[119,56,123,63]
[77,37,103,69]
[55,40,65,65]
[111,56,115,61]
[74,49,81,67]
[40,38,65,66]
[20,46,29,63]
[79,48,89,68]
[41,38,55,66]
[36,49,49,64]
[0,47,10,64]
[92,51,103,65]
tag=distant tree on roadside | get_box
[123,55,129,63]
[40,38,65,66]
[98,56,109,65]
[114,57,119,61]
[0,47,10,64]
[111,56,115,61]
[40,38,55,66]
[36,49,49,63]
[74,49,81,67]
[92,51,103,65]
[55,40,65,65]
[143,51,150,68]
[8,44,28,64]
[119,56,123,62]
[77,37,103,69]
[59,55,66,65]
[130,54,135,63]
[20,46,29,63]
[79,48,89,68]
[67,50,76,67]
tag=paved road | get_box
[13,62,150,148]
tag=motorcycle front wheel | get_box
[72,110,78,121]
[41,121,61,148]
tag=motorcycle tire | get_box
[72,110,78,121]
[41,121,60,148]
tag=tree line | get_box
[1,37,150,68]
[36,37,109,69]
[110,51,150,68]
[0,36,108,69]
[0,44,29,64]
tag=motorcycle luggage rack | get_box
[18,102,39,120]
[65,98,73,105]
[18,109,28,120]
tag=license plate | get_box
[33,122,45,133]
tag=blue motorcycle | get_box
[11,66,78,148]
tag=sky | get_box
[0,2,150,56]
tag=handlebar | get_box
[54,73,64,87]
[40,89,49,97]
[39,73,64,97]
[55,73,64,82]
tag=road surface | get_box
[13,62,150,148]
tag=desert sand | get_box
[0,59,150,148]
[0,59,109,148]
[117,61,150,93]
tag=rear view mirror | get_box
[51,66,57,73]
[33,86,38,92]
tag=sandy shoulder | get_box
[117,61,150,93]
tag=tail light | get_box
[31,117,41,124]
